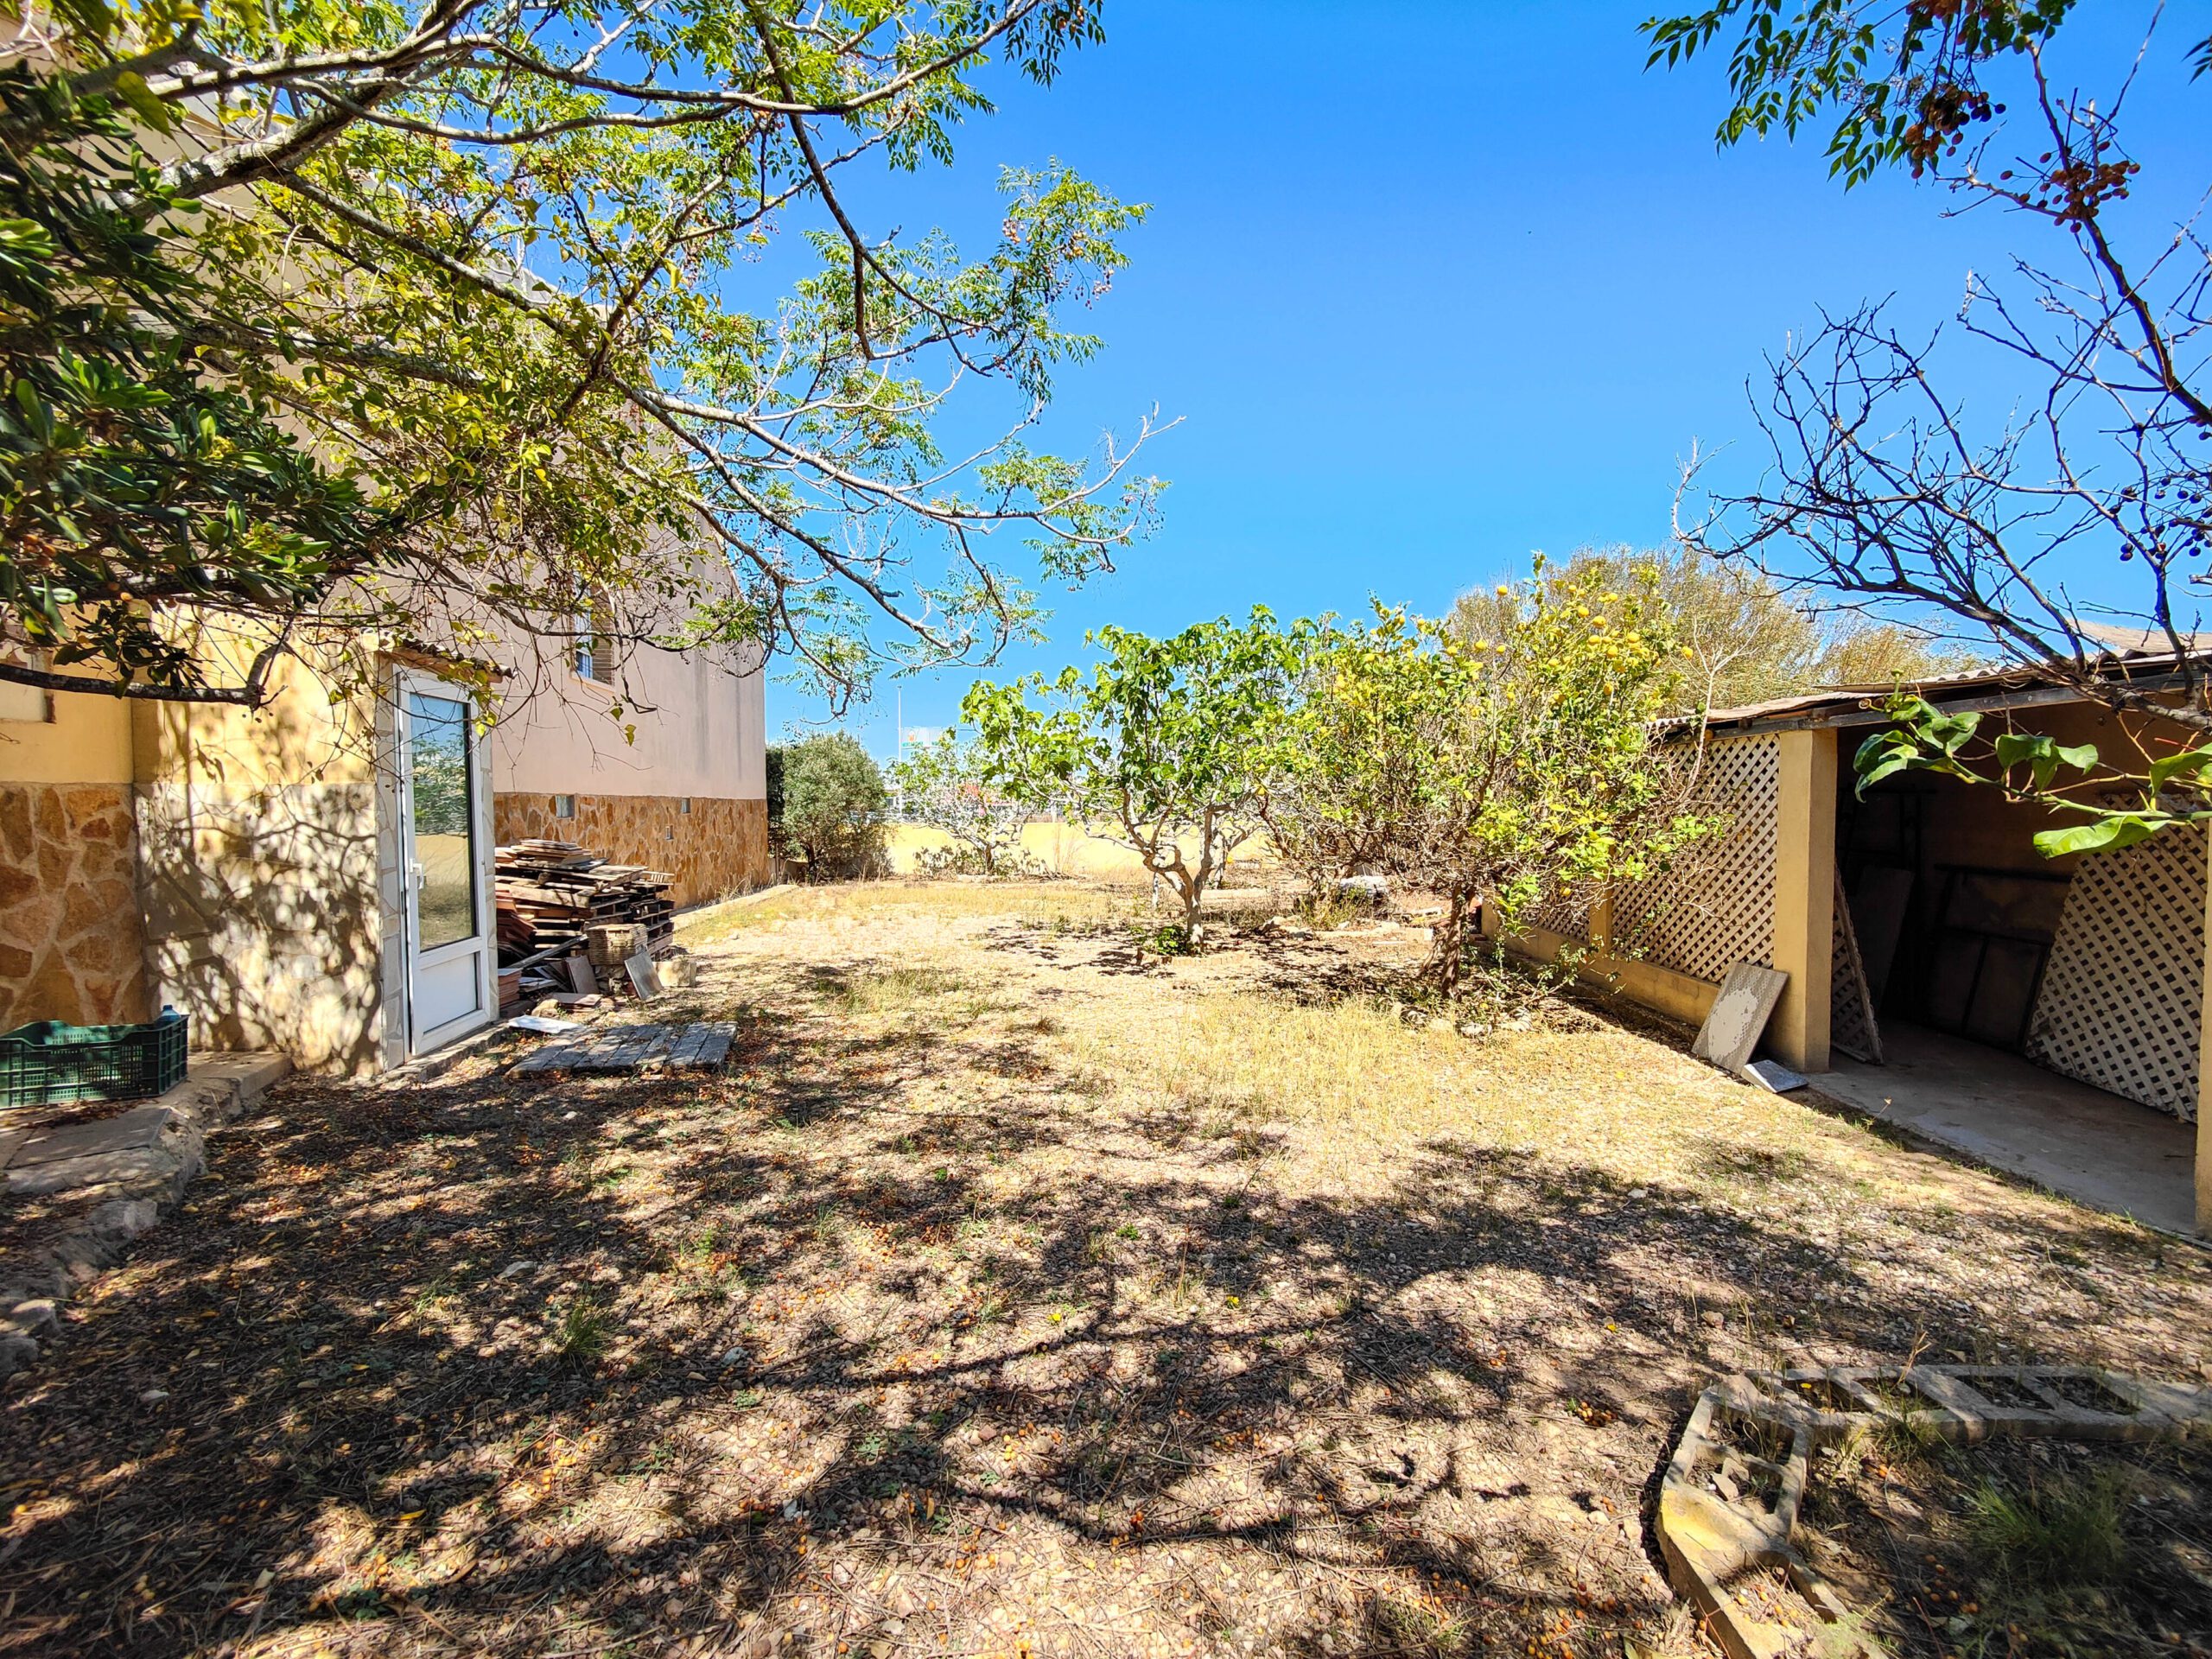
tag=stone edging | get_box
[0,1052,289,1380]
[1657,1363,2212,1659]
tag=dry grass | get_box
[684,874,1147,948]
[3,878,2207,1659]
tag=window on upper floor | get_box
[571,603,613,684]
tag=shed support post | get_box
[1768,728,1835,1074]
[2196,834,2212,1235]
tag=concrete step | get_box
[0,1051,290,1379]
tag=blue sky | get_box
[766,0,2212,753]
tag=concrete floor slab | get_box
[1813,1023,2196,1236]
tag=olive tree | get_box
[963,612,1295,946]
[1449,546,1976,714]
[773,734,888,880]
[1274,572,1713,996]
[890,729,1031,875]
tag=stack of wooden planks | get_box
[495,838,677,973]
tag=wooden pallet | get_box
[497,839,679,964]
[512,1021,735,1076]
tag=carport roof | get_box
[1662,635,2212,738]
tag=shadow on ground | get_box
[0,916,2194,1659]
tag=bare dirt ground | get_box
[5,879,2209,1658]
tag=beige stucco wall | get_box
[0,684,134,785]
[488,641,765,805]
[883,821,1272,882]
[1768,728,1835,1074]
[1495,918,1722,1030]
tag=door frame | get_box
[392,668,498,1057]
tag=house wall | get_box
[486,639,770,903]
[2,630,764,1065]
[0,687,149,1028]
[130,645,391,1074]
[493,793,769,908]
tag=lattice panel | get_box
[1615,734,1780,983]
[2027,825,2206,1121]
[1526,890,1596,943]
[1831,867,1883,1064]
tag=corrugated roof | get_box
[1663,644,2212,736]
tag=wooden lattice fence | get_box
[1614,734,1782,983]
[2027,825,2207,1120]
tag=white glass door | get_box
[397,672,495,1054]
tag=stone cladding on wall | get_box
[135,780,388,1073]
[0,784,150,1028]
[492,793,769,909]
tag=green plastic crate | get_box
[0,1010,188,1110]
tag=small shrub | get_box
[912,842,1052,880]
[1133,920,1196,956]
[1294,889,1362,930]
[772,734,888,880]
[552,1296,610,1368]
[1966,1466,2131,1585]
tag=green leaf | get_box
[2055,741,2098,772]
[1992,729,2047,771]
[111,73,177,134]
[1852,730,1926,795]
[2147,747,2212,793]
[2033,817,2165,858]
[1920,709,1980,755]
[1993,731,2098,790]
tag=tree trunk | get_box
[1182,821,1219,949]
[1429,887,1472,998]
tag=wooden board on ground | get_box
[625,950,664,1000]
[1741,1058,1807,1093]
[665,1023,735,1069]
[512,1021,735,1076]
[1693,962,1789,1075]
